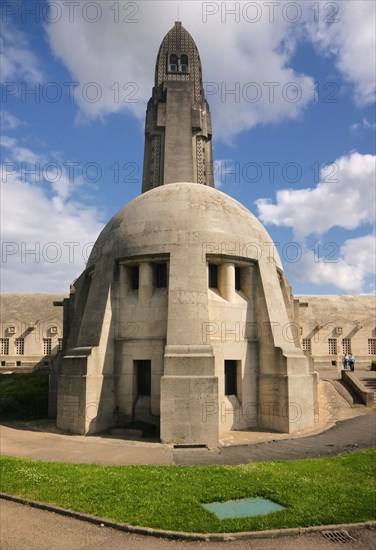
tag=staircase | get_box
[360,378,376,404]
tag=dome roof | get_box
[88,183,282,269]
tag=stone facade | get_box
[55,181,317,441]
[0,294,65,372]
[298,295,376,371]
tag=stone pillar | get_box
[161,248,218,445]
[219,262,235,302]
[139,262,153,301]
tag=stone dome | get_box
[88,183,282,270]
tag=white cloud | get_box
[45,0,315,140]
[290,234,375,293]
[0,23,44,83]
[351,118,376,132]
[256,152,376,239]
[0,111,27,131]
[305,0,376,106]
[1,135,40,165]
[0,139,104,292]
[256,151,376,293]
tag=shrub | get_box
[0,373,49,420]
[371,360,376,371]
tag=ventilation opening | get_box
[173,444,207,449]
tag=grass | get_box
[0,373,49,420]
[1,450,375,533]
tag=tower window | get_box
[208,264,218,289]
[155,263,167,288]
[131,266,139,290]
[224,360,237,396]
[180,54,189,72]
[169,54,178,72]
[168,54,189,73]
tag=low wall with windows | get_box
[297,295,376,371]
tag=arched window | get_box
[180,54,189,72]
[169,54,178,72]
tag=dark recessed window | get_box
[155,263,167,288]
[135,360,151,396]
[180,54,189,72]
[16,361,21,367]
[1,361,6,366]
[235,267,241,291]
[224,360,237,396]
[131,266,139,290]
[169,54,178,72]
[208,264,218,288]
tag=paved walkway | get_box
[1,409,375,466]
[1,378,375,466]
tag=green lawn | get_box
[1,451,375,533]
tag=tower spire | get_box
[142,22,214,193]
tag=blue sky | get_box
[1,0,375,294]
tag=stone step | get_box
[110,427,143,438]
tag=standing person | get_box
[342,354,350,370]
[349,353,356,371]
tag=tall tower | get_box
[142,21,214,192]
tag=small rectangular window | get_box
[135,360,151,396]
[328,338,337,355]
[15,338,24,355]
[302,338,311,354]
[342,338,351,355]
[155,263,167,288]
[43,338,52,355]
[16,361,21,367]
[131,266,139,290]
[224,360,237,396]
[208,264,218,288]
[235,267,241,291]
[1,338,9,355]
[368,338,376,355]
